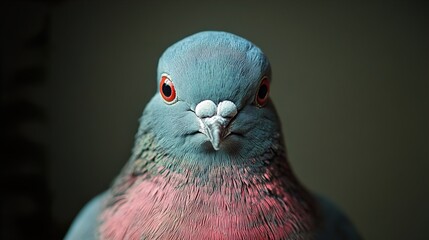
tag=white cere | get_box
[217,100,237,118]
[195,100,217,118]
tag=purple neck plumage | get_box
[98,133,319,239]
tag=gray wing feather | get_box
[64,192,107,240]
[314,195,362,240]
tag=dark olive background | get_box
[2,0,428,239]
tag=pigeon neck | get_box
[100,132,320,239]
[129,132,293,181]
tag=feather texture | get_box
[99,133,318,239]
[65,31,360,240]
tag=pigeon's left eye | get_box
[160,74,177,104]
[255,76,270,107]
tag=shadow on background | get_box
[1,0,428,239]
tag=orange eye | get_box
[255,76,270,107]
[160,74,177,104]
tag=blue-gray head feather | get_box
[136,31,281,165]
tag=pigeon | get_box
[65,31,360,240]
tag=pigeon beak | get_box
[199,116,231,151]
[195,100,237,151]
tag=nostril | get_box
[195,100,217,118]
[217,100,237,118]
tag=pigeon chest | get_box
[98,168,316,240]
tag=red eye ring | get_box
[255,76,270,107]
[159,74,177,104]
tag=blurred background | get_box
[1,0,428,239]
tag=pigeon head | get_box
[138,31,282,163]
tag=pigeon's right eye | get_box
[160,74,177,104]
[255,76,270,107]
